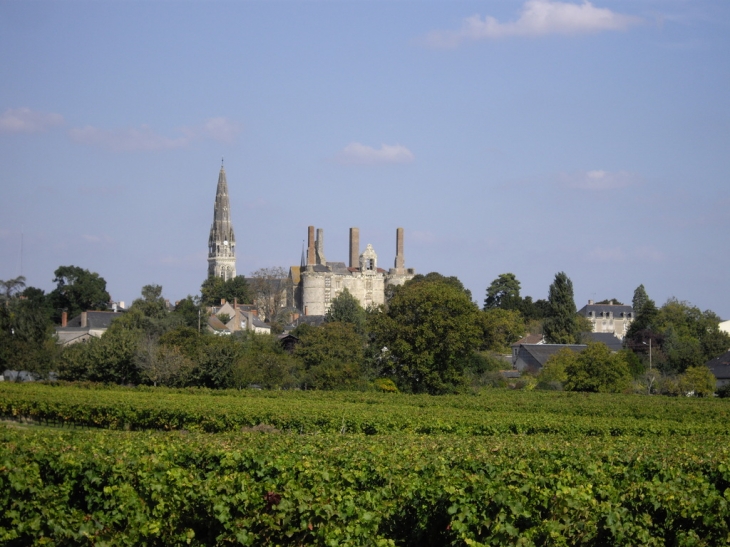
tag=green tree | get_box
[563,342,632,393]
[401,272,472,301]
[369,277,482,394]
[537,347,576,388]
[200,275,252,307]
[484,273,521,311]
[136,335,194,387]
[0,295,57,377]
[596,298,624,305]
[543,272,580,344]
[295,322,364,370]
[133,284,168,319]
[480,308,524,353]
[48,265,110,322]
[632,284,649,316]
[324,288,366,334]
[293,322,364,389]
[678,366,716,397]
[173,296,203,330]
[519,296,550,322]
[58,327,141,384]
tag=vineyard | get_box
[2,383,730,545]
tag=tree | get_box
[632,284,649,316]
[369,277,483,394]
[173,295,203,330]
[537,347,576,388]
[133,284,168,319]
[563,342,632,393]
[403,272,473,301]
[248,267,292,323]
[596,298,624,305]
[58,327,141,384]
[484,273,521,311]
[542,272,580,344]
[0,276,26,301]
[0,296,56,377]
[200,275,252,307]
[48,265,110,321]
[480,308,524,353]
[678,366,716,397]
[295,322,364,370]
[136,336,193,387]
[518,296,549,322]
[324,288,366,334]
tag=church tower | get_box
[207,163,236,280]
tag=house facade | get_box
[577,300,634,339]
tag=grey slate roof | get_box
[514,344,587,372]
[706,351,730,380]
[65,311,124,329]
[578,303,634,318]
[326,262,349,274]
[582,332,623,351]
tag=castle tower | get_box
[207,164,237,280]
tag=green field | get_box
[2,383,730,545]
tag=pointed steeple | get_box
[207,165,237,280]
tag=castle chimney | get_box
[315,228,326,265]
[349,227,360,268]
[81,311,87,328]
[394,227,405,273]
[61,311,67,327]
[307,226,315,266]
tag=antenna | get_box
[19,230,23,277]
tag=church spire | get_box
[207,165,237,280]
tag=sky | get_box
[0,0,728,317]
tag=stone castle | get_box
[207,165,415,317]
[289,226,415,316]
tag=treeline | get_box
[2,267,728,396]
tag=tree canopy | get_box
[542,272,580,344]
[200,275,252,308]
[484,273,521,311]
[563,342,632,393]
[370,276,482,394]
[324,288,366,334]
[48,265,110,321]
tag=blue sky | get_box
[1,0,728,317]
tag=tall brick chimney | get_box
[315,228,326,265]
[394,227,405,273]
[307,226,315,266]
[81,311,88,328]
[61,311,68,327]
[349,227,359,268]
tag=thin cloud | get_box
[68,117,242,152]
[426,0,641,48]
[69,125,190,152]
[633,246,664,262]
[199,117,241,144]
[81,234,113,244]
[336,142,415,165]
[587,247,626,262]
[0,107,64,133]
[559,170,639,190]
